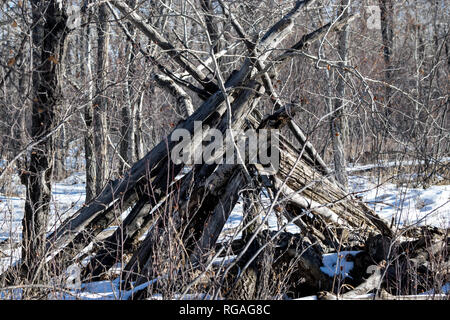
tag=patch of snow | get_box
[347,157,450,173]
[348,175,450,228]
[420,282,450,295]
[320,251,360,279]
[1,161,449,299]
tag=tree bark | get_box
[119,0,138,174]
[22,0,67,281]
[329,0,350,190]
[94,3,110,195]
[82,4,96,203]
[378,0,394,116]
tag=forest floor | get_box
[0,161,449,299]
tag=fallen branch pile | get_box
[1,0,447,300]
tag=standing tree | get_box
[119,0,138,174]
[93,3,110,194]
[378,0,394,116]
[329,0,350,190]
[21,0,68,281]
[81,1,96,202]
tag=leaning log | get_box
[44,0,323,264]
[274,139,394,239]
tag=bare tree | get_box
[329,0,350,190]
[378,0,394,116]
[21,0,68,280]
[119,0,138,174]
[82,1,96,202]
[93,3,110,194]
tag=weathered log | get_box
[43,0,354,272]
[152,73,195,117]
[6,0,402,302]
[46,89,228,256]
[218,231,333,299]
[275,141,394,238]
[123,101,299,294]
[191,170,246,261]
[317,265,384,300]
[85,81,262,280]
[46,64,256,262]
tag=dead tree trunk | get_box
[44,0,323,262]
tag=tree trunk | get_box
[329,0,349,190]
[22,0,67,281]
[82,5,96,203]
[119,0,138,174]
[135,90,145,160]
[54,123,66,180]
[378,0,394,116]
[94,3,110,194]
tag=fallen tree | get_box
[1,0,447,300]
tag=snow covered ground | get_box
[320,251,360,280]
[349,175,449,229]
[0,163,448,299]
[0,173,86,245]
[346,157,450,174]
